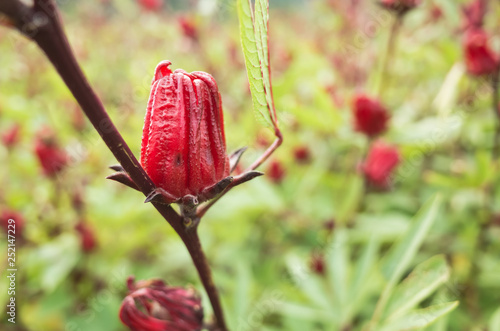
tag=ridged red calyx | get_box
[140,61,231,205]
[463,28,499,76]
[379,0,421,15]
[352,94,390,138]
[362,141,400,189]
[119,276,203,331]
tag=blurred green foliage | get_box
[1,0,500,330]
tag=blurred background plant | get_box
[0,0,500,330]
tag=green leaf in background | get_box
[367,194,443,330]
[379,301,459,331]
[490,307,500,331]
[382,194,442,283]
[237,0,278,128]
[384,255,450,322]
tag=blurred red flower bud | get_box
[178,17,199,42]
[267,160,286,184]
[140,61,230,204]
[462,0,487,30]
[2,123,21,150]
[352,94,390,137]
[137,0,163,11]
[310,253,326,276]
[75,220,97,254]
[293,146,311,164]
[463,28,499,76]
[1,209,24,238]
[379,0,421,15]
[34,128,68,178]
[119,276,203,331]
[362,141,400,189]
[429,5,444,23]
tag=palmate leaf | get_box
[237,0,278,129]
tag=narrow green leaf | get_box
[385,255,450,322]
[237,0,275,127]
[382,194,442,282]
[347,236,380,319]
[369,195,443,328]
[327,228,350,314]
[380,301,459,331]
[254,0,276,124]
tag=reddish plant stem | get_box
[0,1,228,329]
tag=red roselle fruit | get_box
[379,0,421,15]
[75,220,97,254]
[119,276,203,331]
[136,0,163,11]
[463,28,499,76]
[1,209,24,238]
[1,123,21,150]
[140,61,233,206]
[293,146,311,164]
[267,160,286,184]
[178,16,199,42]
[352,94,390,138]
[462,0,487,30]
[34,128,68,178]
[362,141,400,189]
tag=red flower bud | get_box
[178,17,199,42]
[463,28,499,76]
[309,253,326,276]
[362,141,400,189]
[462,0,487,30]
[267,160,286,184]
[293,146,311,164]
[379,0,421,14]
[2,123,21,150]
[1,209,24,238]
[119,276,203,331]
[34,128,68,178]
[137,0,163,11]
[352,94,390,137]
[140,61,230,204]
[75,220,97,254]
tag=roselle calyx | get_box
[137,61,260,209]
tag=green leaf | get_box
[370,195,443,327]
[327,228,350,315]
[379,302,459,331]
[382,194,442,283]
[285,254,334,313]
[385,255,450,322]
[237,0,276,127]
[347,236,380,319]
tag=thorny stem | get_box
[376,14,403,98]
[0,1,228,329]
